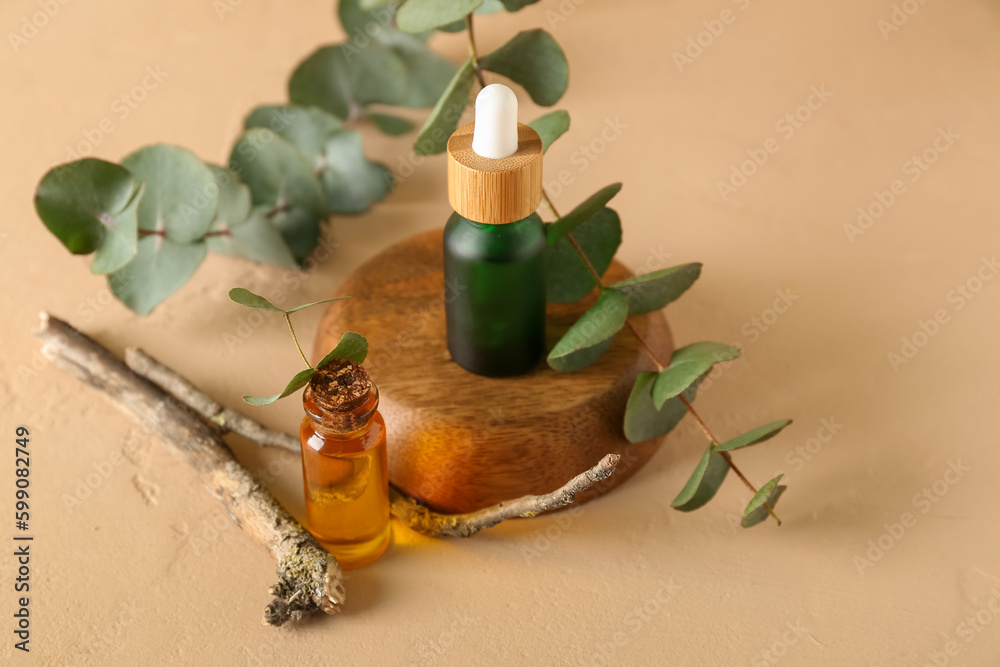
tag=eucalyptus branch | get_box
[678,394,781,525]
[344,101,363,130]
[284,313,312,369]
[465,13,488,89]
[265,201,293,219]
[543,191,606,288]
[227,288,363,406]
[139,228,231,241]
[541,186,781,525]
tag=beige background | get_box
[2,0,999,664]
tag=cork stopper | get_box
[447,122,543,225]
[304,359,378,432]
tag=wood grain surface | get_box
[314,229,673,513]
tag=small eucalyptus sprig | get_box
[228,287,368,405]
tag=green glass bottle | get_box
[443,212,546,377]
[444,83,546,377]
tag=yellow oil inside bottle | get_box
[300,367,390,569]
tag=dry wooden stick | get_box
[388,453,620,537]
[34,313,344,627]
[125,348,299,453]
[124,348,622,538]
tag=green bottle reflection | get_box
[443,212,546,377]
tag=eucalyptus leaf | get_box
[499,0,540,9]
[108,236,206,315]
[288,44,408,119]
[229,129,327,263]
[397,0,483,33]
[414,59,474,156]
[243,368,315,406]
[228,287,284,312]
[477,0,506,12]
[207,165,252,226]
[284,296,350,314]
[529,110,570,153]
[337,1,459,107]
[611,263,702,316]
[436,18,467,33]
[336,41,413,108]
[288,46,353,118]
[90,183,144,275]
[244,105,344,162]
[742,475,784,527]
[652,342,742,408]
[338,0,395,35]
[547,288,628,372]
[35,158,142,256]
[229,287,346,313]
[547,183,622,245]
[479,29,569,106]
[317,131,393,213]
[671,447,730,512]
[121,145,219,243]
[545,207,621,303]
[267,209,326,264]
[207,208,298,269]
[317,331,369,367]
[244,106,391,214]
[742,484,787,528]
[368,112,415,135]
[716,420,793,453]
[623,370,705,444]
[377,29,460,108]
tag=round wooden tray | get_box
[314,229,673,513]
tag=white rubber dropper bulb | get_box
[471,83,519,159]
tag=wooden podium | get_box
[314,229,673,513]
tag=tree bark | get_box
[34,313,344,627]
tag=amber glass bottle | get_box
[299,360,390,569]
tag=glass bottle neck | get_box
[301,359,380,438]
[457,212,538,231]
[303,384,379,438]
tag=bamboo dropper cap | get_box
[447,84,543,225]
